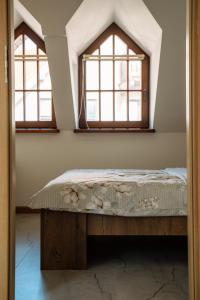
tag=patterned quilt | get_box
[29,168,187,217]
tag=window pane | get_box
[86,61,99,90]
[101,61,113,90]
[115,61,127,90]
[129,92,142,121]
[100,36,113,55]
[129,61,142,90]
[115,92,127,121]
[15,61,23,90]
[39,61,52,90]
[92,49,99,55]
[15,92,24,121]
[25,92,38,121]
[24,35,37,55]
[86,92,99,121]
[115,36,127,55]
[101,92,113,121]
[14,35,23,55]
[129,49,136,55]
[39,92,52,121]
[25,61,37,90]
[39,48,46,55]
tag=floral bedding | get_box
[29,168,187,217]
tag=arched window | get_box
[79,23,149,129]
[14,22,57,130]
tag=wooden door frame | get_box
[187,0,200,298]
[8,0,15,298]
[0,0,9,298]
[0,0,198,299]
[0,0,15,299]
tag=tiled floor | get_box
[15,214,188,300]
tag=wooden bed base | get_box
[40,209,187,270]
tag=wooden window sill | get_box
[74,128,155,133]
[16,128,60,134]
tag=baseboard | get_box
[16,206,41,214]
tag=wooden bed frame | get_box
[40,209,187,270]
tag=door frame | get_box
[0,0,15,299]
[187,0,200,298]
[8,0,16,298]
[0,0,198,299]
[0,0,10,297]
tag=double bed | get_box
[29,168,187,270]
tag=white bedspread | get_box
[29,168,187,217]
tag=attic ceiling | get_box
[15,0,43,38]
[66,0,162,129]
[15,0,186,132]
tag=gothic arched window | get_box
[79,23,150,129]
[14,22,57,130]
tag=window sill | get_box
[16,128,60,134]
[74,128,155,133]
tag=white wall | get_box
[15,0,187,206]
[16,132,186,206]
[144,0,186,132]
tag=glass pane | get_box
[15,92,24,121]
[24,35,37,55]
[129,49,136,55]
[25,61,37,90]
[92,49,99,55]
[15,61,23,90]
[39,48,46,56]
[115,61,127,90]
[39,61,52,90]
[101,61,113,90]
[86,92,99,121]
[115,92,127,121]
[115,36,127,55]
[86,61,99,90]
[39,92,52,121]
[14,35,23,55]
[101,92,113,121]
[100,36,113,55]
[25,92,38,121]
[129,61,142,90]
[129,92,142,121]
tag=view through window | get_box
[14,23,56,128]
[79,24,149,129]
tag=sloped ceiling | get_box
[15,0,43,38]
[144,0,186,132]
[15,0,186,132]
[14,9,23,28]
[16,0,162,130]
[15,0,84,130]
[66,0,162,128]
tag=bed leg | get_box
[41,210,87,270]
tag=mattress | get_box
[29,168,187,217]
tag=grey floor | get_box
[15,214,188,300]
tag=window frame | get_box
[78,23,150,129]
[14,22,57,129]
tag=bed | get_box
[29,168,187,270]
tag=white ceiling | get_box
[14,0,43,38]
